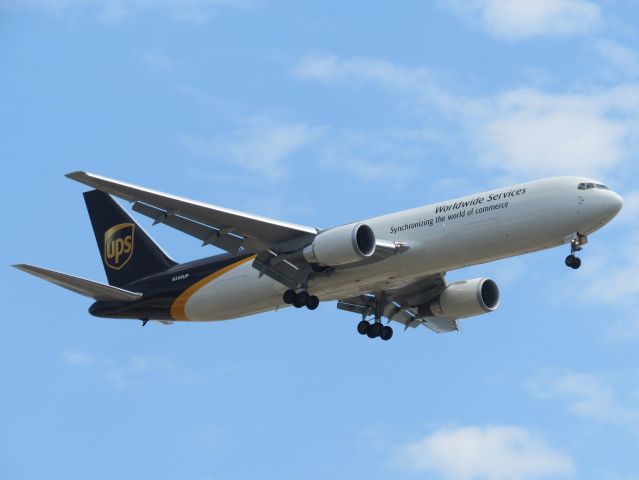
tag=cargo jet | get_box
[14,173,623,340]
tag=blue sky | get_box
[2,1,639,479]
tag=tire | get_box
[380,326,393,341]
[306,295,320,310]
[571,257,582,269]
[283,289,296,304]
[293,291,308,308]
[357,320,370,335]
[368,322,382,338]
[565,255,576,268]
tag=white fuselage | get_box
[181,176,623,321]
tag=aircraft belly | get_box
[183,263,284,321]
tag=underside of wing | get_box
[337,273,459,334]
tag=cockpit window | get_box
[578,182,611,190]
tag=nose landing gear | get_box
[565,233,587,269]
[565,255,582,269]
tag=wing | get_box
[65,172,405,291]
[337,274,459,334]
[13,264,142,302]
[66,171,318,253]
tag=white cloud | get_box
[0,0,254,23]
[293,55,459,113]
[596,40,639,78]
[586,241,639,306]
[142,50,173,70]
[181,117,321,181]
[441,0,601,40]
[396,425,574,480]
[527,369,639,431]
[294,54,639,178]
[319,127,446,185]
[474,88,630,177]
[294,54,428,89]
[62,350,95,367]
[617,191,639,224]
[62,350,201,389]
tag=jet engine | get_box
[429,278,500,319]
[303,223,376,266]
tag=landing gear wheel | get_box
[283,289,296,304]
[357,320,371,335]
[367,322,383,338]
[565,255,581,269]
[380,325,393,341]
[293,291,309,308]
[306,295,320,310]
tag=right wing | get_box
[337,273,459,333]
[13,264,142,302]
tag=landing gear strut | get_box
[356,292,394,341]
[283,289,320,310]
[565,233,587,270]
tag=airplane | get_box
[14,173,623,341]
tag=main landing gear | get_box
[283,289,320,310]
[357,319,393,341]
[565,233,587,270]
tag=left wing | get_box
[337,274,459,333]
[66,171,318,253]
[66,172,407,290]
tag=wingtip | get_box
[65,171,87,180]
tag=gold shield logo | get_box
[104,223,135,270]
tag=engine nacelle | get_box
[429,278,500,319]
[303,223,376,266]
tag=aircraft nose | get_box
[602,190,624,219]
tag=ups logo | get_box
[104,223,135,270]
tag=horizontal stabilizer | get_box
[13,264,143,302]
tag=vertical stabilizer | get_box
[83,190,176,287]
